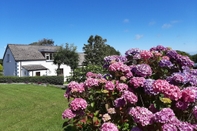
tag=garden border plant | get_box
[62,45,197,131]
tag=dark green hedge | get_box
[0,76,64,85]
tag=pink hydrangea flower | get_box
[62,108,76,119]
[116,82,128,92]
[140,50,153,60]
[104,81,115,91]
[152,79,170,93]
[181,88,196,103]
[70,98,87,111]
[84,78,99,88]
[67,81,85,93]
[100,122,119,131]
[129,106,153,126]
[129,77,145,88]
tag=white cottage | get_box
[3,44,84,81]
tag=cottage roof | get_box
[22,64,48,71]
[7,44,59,61]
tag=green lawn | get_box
[0,84,67,131]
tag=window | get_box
[45,53,53,60]
[7,54,10,62]
[36,72,40,76]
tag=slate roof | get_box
[7,44,59,61]
[22,64,48,71]
[5,44,85,65]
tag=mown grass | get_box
[0,84,67,131]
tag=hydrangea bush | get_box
[62,45,197,131]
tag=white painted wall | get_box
[3,48,72,81]
[3,48,17,76]
[21,60,71,81]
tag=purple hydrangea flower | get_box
[159,59,173,68]
[129,106,153,126]
[70,98,88,111]
[177,121,194,131]
[125,48,141,58]
[162,123,178,131]
[175,101,190,110]
[166,50,178,60]
[153,108,177,124]
[103,55,127,68]
[143,79,159,95]
[150,45,167,52]
[122,90,138,104]
[62,108,76,119]
[114,97,126,107]
[130,126,142,131]
[100,122,119,131]
[132,64,152,77]
[177,54,194,67]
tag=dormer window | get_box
[45,53,53,60]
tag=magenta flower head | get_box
[129,77,145,88]
[122,90,138,104]
[100,122,119,131]
[132,64,152,77]
[153,108,177,124]
[104,81,115,91]
[140,50,153,60]
[84,78,99,88]
[162,123,178,131]
[67,81,85,93]
[129,106,153,126]
[116,83,128,92]
[181,88,196,103]
[70,98,87,111]
[62,108,76,119]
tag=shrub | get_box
[62,45,197,131]
[0,76,64,85]
[66,64,107,83]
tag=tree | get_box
[30,38,54,46]
[191,54,197,63]
[83,35,120,66]
[53,43,79,75]
[176,50,191,58]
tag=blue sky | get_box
[0,0,197,59]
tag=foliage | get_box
[62,45,197,131]
[191,54,197,63]
[83,35,120,66]
[0,84,66,131]
[30,38,54,46]
[0,76,64,85]
[53,43,79,73]
[0,64,3,76]
[176,50,191,58]
[66,64,107,83]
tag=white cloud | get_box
[135,34,143,40]
[123,19,129,23]
[162,23,172,29]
